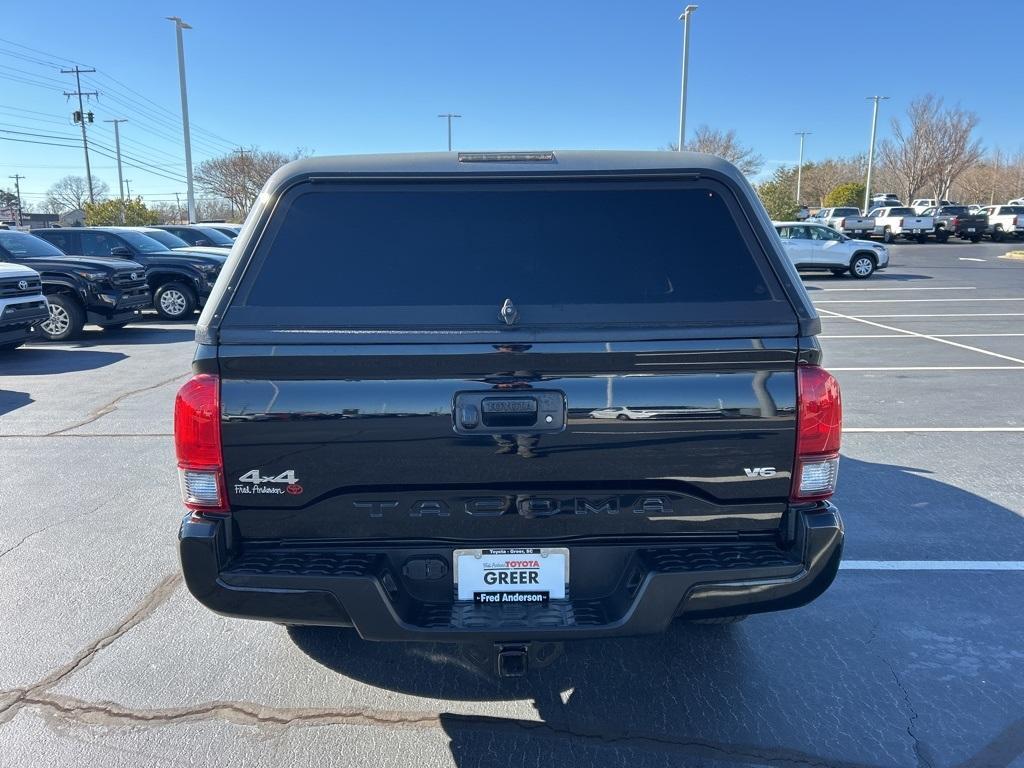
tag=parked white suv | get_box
[0,262,49,351]
[774,222,889,279]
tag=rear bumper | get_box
[179,505,843,642]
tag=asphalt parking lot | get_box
[1,240,1023,768]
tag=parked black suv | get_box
[176,152,844,676]
[155,224,235,248]
[0,230,149,341]
[33,227,225,320]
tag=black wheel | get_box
[154,282,197,320]
[99,321,132,331]
[0,341,24,352]
[850,254,876,279]
[915,233,928,244]
[38,294,85,341]
[992,227,1005,242]
[882,227,894,244]
[936,230,950,243]
[689,615,749,625]
[616,413,630,421]
[970,235,981,243]
[830,268,847,276]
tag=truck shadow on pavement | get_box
[2,348,126,376]
[0,389,31,416]
[286,455,1024,767]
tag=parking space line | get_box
[814,286,976,292]
[841,561,1024,570]
[830,366,1024,371]
[959,257,986,262]
[827,313,1024,318]
[815,298,1024,304]
[845,427,1024,432]
[816,308,1024,365]
[823,333,1024,338]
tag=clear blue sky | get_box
[3,0,1022,206]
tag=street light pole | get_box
[795,131,811,205]
[437,113,461,152]
[168,16,196,223]
[677,4,698,151]
[104,118,128,222]
[864,95,889,212]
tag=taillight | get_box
[174,373,228,514]
[951,217,959,228]
[839,217,846,228]
[791,365,842,502]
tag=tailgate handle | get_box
[453,391,566,434]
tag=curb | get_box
[999,251,1024,261]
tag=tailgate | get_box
[218,340,798,543]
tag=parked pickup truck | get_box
[808,207,875,237]
[0,259,49,351]
[774,221,889,278]
[176,151,845,677]
[979,205,1024,241]
[1,230,149,341]
[920,206,988,243]
[866,207,934,243]
[911,198,953,215]
[33,227,225,320]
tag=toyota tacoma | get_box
[0,230,149,341]
[176,151,844,676]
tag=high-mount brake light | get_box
[174,373,228,514]
[792,365,842,502]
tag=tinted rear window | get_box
[889,208,915,215]
[231,180,791,328]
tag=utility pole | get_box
[437,113,461,152]
[677,5,698,150]
[175,192,183,223]
[233,147,250,216]
[863,96,889,213]
[794,131,811,205]
[62,66,98,204]
[8,174,24,226]
[124,179,132,198]
[167,16,196,223]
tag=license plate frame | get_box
[453,547,569,603]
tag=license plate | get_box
[968,227,976,232]
[454,547,568,603]
[911,229,921,233]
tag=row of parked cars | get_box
[808,194,1024,244]
[0,223,241,351]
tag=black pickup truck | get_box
[176,151,844,676]
[33,227,225,320]
[0,230,149,341]
[920,205,988,243]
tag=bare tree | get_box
[878,97,937,202]
[924,102,983,199]
[196,148,302,218]
[953,149,1024,204]
[667,126,764,176]
[879,95,983,202]
[44,175,109,213]
[800,155,867,206]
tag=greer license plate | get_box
[454,548,568,604]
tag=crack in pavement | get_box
[0,500,106,561]
[45,372,189,436]
[0,571,182,723]
[885,659,935,768]
[13,692,886,768]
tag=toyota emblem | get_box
[130,272,138,281]
[17,280,28,291]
